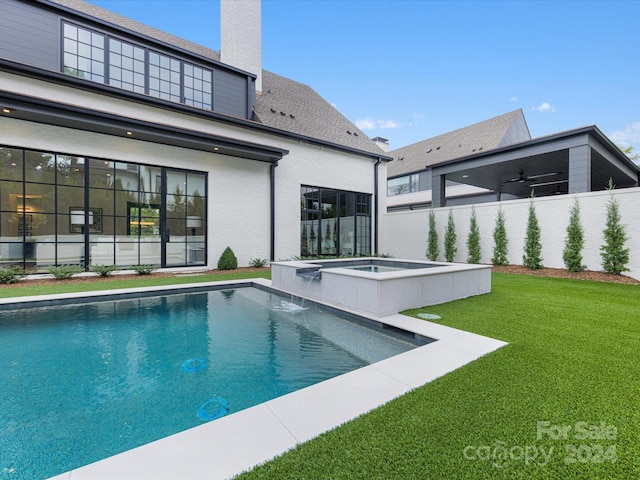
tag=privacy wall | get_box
[381,188,640,281]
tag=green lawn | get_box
[237,273,640,479]
[0,270,271,298]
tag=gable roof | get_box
[48,0,385,157]
[387,109,531,177]
[254,71,383,154]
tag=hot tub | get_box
[271,258,492,317]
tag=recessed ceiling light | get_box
[213,147,219,151]
[462,174,469,178]
[126,131,133,136]
[2,108,12,114]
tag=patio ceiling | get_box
[434,127,639,199]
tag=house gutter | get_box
[374,158,382,254]
[270,161,278,261]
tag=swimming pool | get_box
[0,286,425,479]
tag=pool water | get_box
[0,287,421,479]
[345,265,405,273]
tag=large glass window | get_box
[0,146,207,272]
[300,186,371,257]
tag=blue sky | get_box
[91,0,640,154]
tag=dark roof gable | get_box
[387,109,531,177]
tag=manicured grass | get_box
[237,273,639,479]
[0,270,271,298]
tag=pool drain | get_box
[182,358,206,373]
[198,397,229,421]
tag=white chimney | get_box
[372,137,390,152]
[220,0,262,94]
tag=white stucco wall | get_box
[382,188,640,280]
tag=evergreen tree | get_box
[562,196,586,272]
[467,207,481,264]
[523,194,543,269]
[427,209,439,261]
[600,180,630,274]
[491,208,509,266]
[444,210,457,262]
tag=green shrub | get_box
[133,264,155,275]
[90,264,117,277]
[0,266,24,284]
[466,207,481,264]
[444,210,457,262]
[563,196,586,272]
[426,209,439,261]
[491,208,509,266]
[249,258,269,268]
[600,180,629,274]
[217,246,238,270]
[47,264,83,280]
[522,194,543,270]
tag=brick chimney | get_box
[220,0,262,94]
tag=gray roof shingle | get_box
[255,71,384,155]
[387,109,531,177]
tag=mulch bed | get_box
[491,264,639,285]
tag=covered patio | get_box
[430,126,639,206]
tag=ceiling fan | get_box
[503,171,560,184]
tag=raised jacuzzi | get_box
[271,258,492,317]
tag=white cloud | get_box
[377,119,401,129]
[510,96,519,102]
[355,117,402,130]
[532,102,555,113]
[355,118,376,130]
[609,122,640,146]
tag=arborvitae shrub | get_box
[523,196,543,270]
[562,196,586,272]
[492,208,509,266]
[217,246,238,270]
[444,210,457,262]
[467,207,481,264]
[600,181,630,274]
[426,209,439,261]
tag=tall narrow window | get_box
[149,51,181,102]
[63,23,105,82]
[109,39,145,93]
[184,63,213,110]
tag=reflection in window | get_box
[149,51,181,102]
[184,63,213,109]
[61,24,218,113]
[387,173,419,196]
[0,146,207,271]
[109,39,145,93]
[300,186,371,257]
[63,23,105,82]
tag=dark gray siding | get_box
[214,69,249,119]
[0,1,59,71]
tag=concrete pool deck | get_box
[0,278,507,480]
